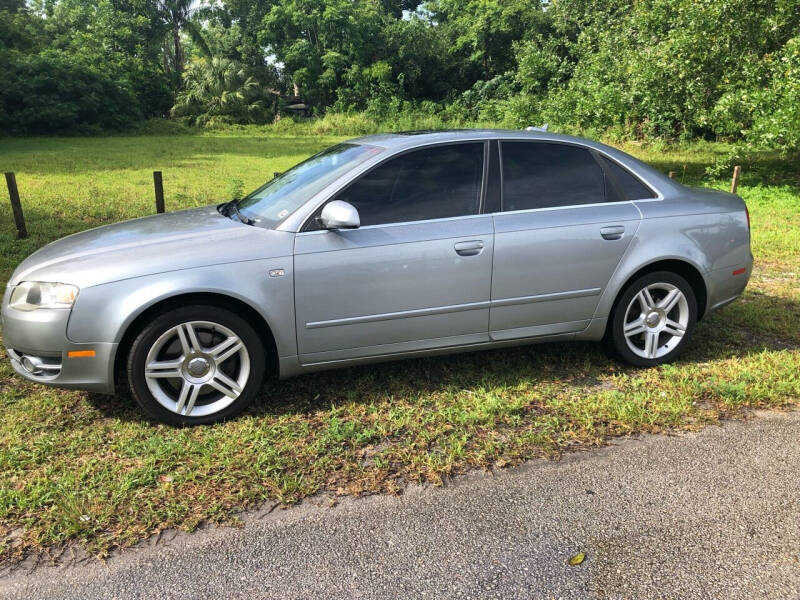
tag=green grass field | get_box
[0,131,798,561]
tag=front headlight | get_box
[9,281,79,311]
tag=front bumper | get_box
[1,298,117,394]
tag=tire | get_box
[609,271,698,367]
[127,305,266,426]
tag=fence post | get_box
[668,171,676,179]
[5,172,28,239]
[153,171,165,214]
[730,165,742,194]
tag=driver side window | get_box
[328,142,484,227]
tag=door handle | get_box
[454,240,484,256]
[600,225,625,240]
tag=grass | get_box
[0,130,798,562]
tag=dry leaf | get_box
[568,552,586,566]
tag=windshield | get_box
[237,143,382,227]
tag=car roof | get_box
[348,129,602,150]
[347,129,677,194]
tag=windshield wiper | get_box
[220,200,255,225]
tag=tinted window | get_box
[332,142,484,226]
[600,156,656,200]
[501,142,605,211]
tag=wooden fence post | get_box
[153,171,165,214]
[730,165,742,194]
[5,172,28,239]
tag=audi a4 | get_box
[1,130,752,424]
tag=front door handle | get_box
[454,240,484,256]
[600,225,625,240]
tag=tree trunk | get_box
[173,21,183,77]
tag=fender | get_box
[66,257,298,359]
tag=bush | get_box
[0,50,143,134]
[171,57,279,126]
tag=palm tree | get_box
[157,0,211,79]
[171,57,278,125]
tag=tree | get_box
[426,0,547,82]
[171,56,279,125]
[259,0,393,109]
[157,0,211,81]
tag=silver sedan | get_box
[1,130,752,425]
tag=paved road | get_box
[3,411,800,599]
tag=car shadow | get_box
[86,290,800,425]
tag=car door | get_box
[489,140,643,341]
[293,141,494,364]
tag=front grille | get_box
[8,349,62,380]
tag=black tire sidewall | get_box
[127,305,266,426]
[610,271,698,367]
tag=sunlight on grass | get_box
[0,131,798,561]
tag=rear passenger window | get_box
[600,156,656,200]
[501,142,605,211]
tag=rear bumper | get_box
[1,297,116,394]
[705,254,753,313]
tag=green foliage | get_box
[171,57,279,126]
[0,0,798,152]
[0,50,142,134]
[710,35,800,166]
[524,0,800,143]
[260,0,389,110]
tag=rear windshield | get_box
[238,143,382,227]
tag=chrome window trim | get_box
[293,138,491,234]
[295,211,492,236]
[490,199,639,216]
[280,134,667,233]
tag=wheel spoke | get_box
[183,323,202,352]
[658,289,681,313]
[663,319,686,337]
[209,336,243,364]
[208,379,237,399]
[624,317,646,337]
[210,370,242,396]
[145,358,183,379]
[642,287,656,308]
[176,325,192,355]
[175,380,190,414]
[644,331,659,358]
[184,384,201,416]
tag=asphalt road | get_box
[3,410,799,600]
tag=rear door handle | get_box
[454,240,484,256]
[600,225,625,240]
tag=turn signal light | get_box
[68,350,96,358]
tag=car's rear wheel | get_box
[609,271,697,367]
[127,305,265,425]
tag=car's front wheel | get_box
[609,271,698,367]
[127,305,266,425]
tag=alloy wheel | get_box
[622,282,689,360]
[143,320,250,417]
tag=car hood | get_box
[9,206,294,289]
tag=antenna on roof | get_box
[525,124,549,132]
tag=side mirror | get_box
[319,200,360,230]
